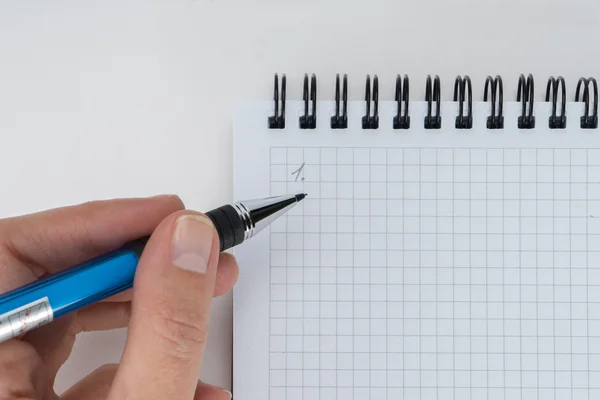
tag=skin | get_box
[0,195,238,399]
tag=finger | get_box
[0,340,48,399]
[60,364,118,400]
[31,252,233,380]
[194,382,232,400]
[108,211,220,400]
[213,253,239,297]
[62,364,230,400]
[22,314,76,380]
[105,253,238,302]
[1,195,184,278]
[22,303,131,382]
[73,302,131,333]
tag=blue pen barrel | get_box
[0,246,141,342]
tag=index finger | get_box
[0,195,184,277]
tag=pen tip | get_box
[295,193,307,202]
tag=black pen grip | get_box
[205,205,245,252]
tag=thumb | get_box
[108,211,220,400]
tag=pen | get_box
[0,193,306,343]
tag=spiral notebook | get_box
[232,73,600,400]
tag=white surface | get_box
[0,0,599,395]
[233,100,600,399]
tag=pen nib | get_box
[295,193,307,202]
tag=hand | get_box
[0,195,238,399]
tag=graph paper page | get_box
[233,100,600,400]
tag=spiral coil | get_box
[576,77,599,129]
[517,74,535,129]
[484,75,504,129]
[268,74,286,129]
[546,76,566,129]
[362,75,379,129]
[267,73,600,131]
[424,74,442,129]
[299,73,317,129]
[394,75,410,129]
[331,74,348,129]
[454,75,473,129]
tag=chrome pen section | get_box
[233,193,307,240]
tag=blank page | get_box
[233,99,600,400]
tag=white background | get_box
[0,0,598,395]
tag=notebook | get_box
[232,73,600,399]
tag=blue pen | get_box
[0,194,305,343]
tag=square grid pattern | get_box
[268,147,600,400]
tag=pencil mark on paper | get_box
[291,163,305,182]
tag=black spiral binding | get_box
[299,74,317,129]
[267,73,599,130]
[362,75,379,129]
[331,74,348,129]
[576,77,599,129]
[268,74,286,129]
[545,76,567,129]
[484,75,504,129]
[424,75,441,129]
[517,74,535,129]
[453,75,473,129]
[393,75,410,129]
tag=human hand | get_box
[0,195,238,399]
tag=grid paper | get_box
[268,147,600,400]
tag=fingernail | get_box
[171,215,214,274]
[222,390,232,399]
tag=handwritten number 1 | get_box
[292,162,305,182]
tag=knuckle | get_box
[0,341,42,400]
[0,380,38,400]
[151,303,208,357]
[1,340,40,371]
